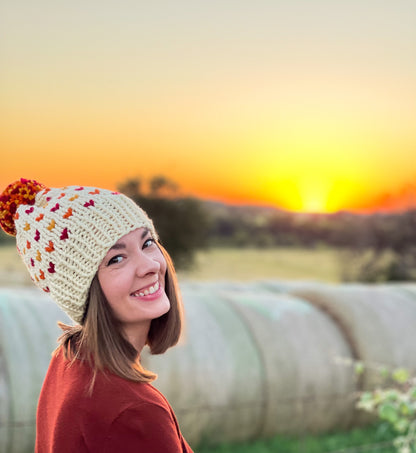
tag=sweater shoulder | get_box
[37,351,174,452]
[45,351,164,414]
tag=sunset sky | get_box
[1,1,415,213]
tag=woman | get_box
[0,178,193,453]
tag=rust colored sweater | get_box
[35,350,193,453]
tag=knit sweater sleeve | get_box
[103,402,193,453]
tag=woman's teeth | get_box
[135,281,159,297]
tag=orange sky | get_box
[1,1,415,214]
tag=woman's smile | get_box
[131,280,162,299]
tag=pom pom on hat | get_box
[0,178,46,236]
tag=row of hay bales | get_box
[1,282,416,452]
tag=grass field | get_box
[178,246,342,282]
[0,245,343,286]
[195,424,396,453]
[0,245,33,286]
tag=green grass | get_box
[195,424,397,453]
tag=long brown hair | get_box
[57,242,183,390]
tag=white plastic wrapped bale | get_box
[143,282,356,445]
[0,288,71,453]
[287,282,416,390]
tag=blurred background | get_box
[1,1,416,452]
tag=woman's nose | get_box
[134,251,160,277]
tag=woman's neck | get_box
[122,320,151,354]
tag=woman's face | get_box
[97,228,170,332]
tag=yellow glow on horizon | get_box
[296,179,331,213]
[1,2,416,215]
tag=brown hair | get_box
[57,243,183,390]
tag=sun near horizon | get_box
[1,1,415,216]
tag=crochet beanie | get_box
[0,178,157,323]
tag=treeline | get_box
[1,176,415,281]
[206,202,416,282]
[207,201,416,250]
[116,176,416,281]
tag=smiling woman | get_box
[97,228,170,351]
[0,178,193,453]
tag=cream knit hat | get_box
[0,179,157,323]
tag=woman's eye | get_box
[143,238,155,249]
[108,255,123,266]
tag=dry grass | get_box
[177,246,342,282]
[0,245,33,286]
[0,245,342,287]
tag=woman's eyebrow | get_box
[109,230,150,251]
[109,242,126,251]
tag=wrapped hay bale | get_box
[0,289,70,453]
[286,283,416,389]
[143,284,265,446]
[144,283,356,444]
[3,282,416,449]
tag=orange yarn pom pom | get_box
[0,178,46,236]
